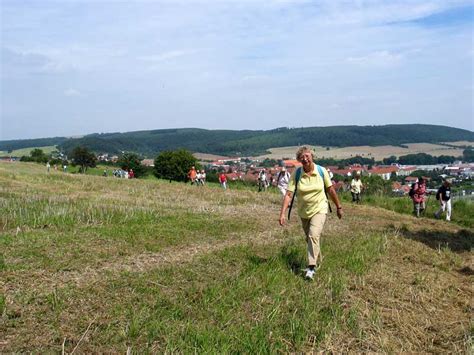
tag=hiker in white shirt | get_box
[277,167,291,196]
[350,171,364,203]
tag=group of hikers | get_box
[46,162,67,172]
[188,166,228,190]
[111,169,135,179]
[45,147,455,282]
[409,177,452,221]
[187,166,207,186]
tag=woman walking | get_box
[278,146,343,280]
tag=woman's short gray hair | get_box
[296,146,315,162]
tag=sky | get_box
[1,0,473,140]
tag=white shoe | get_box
[304,268,315,280]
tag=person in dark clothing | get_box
[434,179,452,221]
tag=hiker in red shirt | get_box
[411,178,426,217]
[219,173,227,190]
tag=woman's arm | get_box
[279,191,293,226]
[327,185,343,219]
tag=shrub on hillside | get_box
[117,152,147,178]
[19,148,48,164]
[153,149,199,182]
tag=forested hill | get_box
[1,124,473,157]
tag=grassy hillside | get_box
[2,124,473,157]
[0,145,58,158]
[58,125,474,156]
[0,138,67,152]
[0,162,472,352]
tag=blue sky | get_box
[1,0,473,140]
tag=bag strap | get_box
[287,167,302,220]
[317,165,332,213]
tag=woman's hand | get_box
[279,214,286,226]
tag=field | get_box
[0,145,58,158]
[255,141,471,161]
[1,162,473,352]
[443,141,474,147]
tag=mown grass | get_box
[1,161,472,352]
[4,233,388,352]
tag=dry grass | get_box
[0,161,472,352]
[442,141,474,147]
[193,152,232,161]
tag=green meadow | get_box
[0,162,472,353]
[0,145,58,158]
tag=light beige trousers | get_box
[301,213,327,266]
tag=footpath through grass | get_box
[0,162,472,352]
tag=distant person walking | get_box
[411,178,427,217]
[188,166,197,185]
[63,164,67,172]
[219,173,227,190]
[258,170,268,192]
[46,162,51,173]
[200,170,206,185]
[279,146,343,281]
[276,167,291,196]
[196,170,203,185]
[434,179,452,221]
[350,172,364,203]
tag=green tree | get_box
[117,152,146,178]
[30,148,46,160]
[463,148,474,163]
[20,148,48,163]
[71,146,97,173]
[261,158,278,168]
[398,153,434,165]
[436,155,456,164]
[364,175,391,196]
[153,149,198,182]
[383,155,397,165]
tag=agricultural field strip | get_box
[256,142,470,160]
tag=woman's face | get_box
[299,151,313,167]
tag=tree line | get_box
[18,145,474,183]
[4,124,471,158]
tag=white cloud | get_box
[347,51,404,67]
[64,89,81,97]
[138,50,195,62]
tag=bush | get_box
[71,146,97,173]
[117,152,147,178]
[153,149,199,182]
